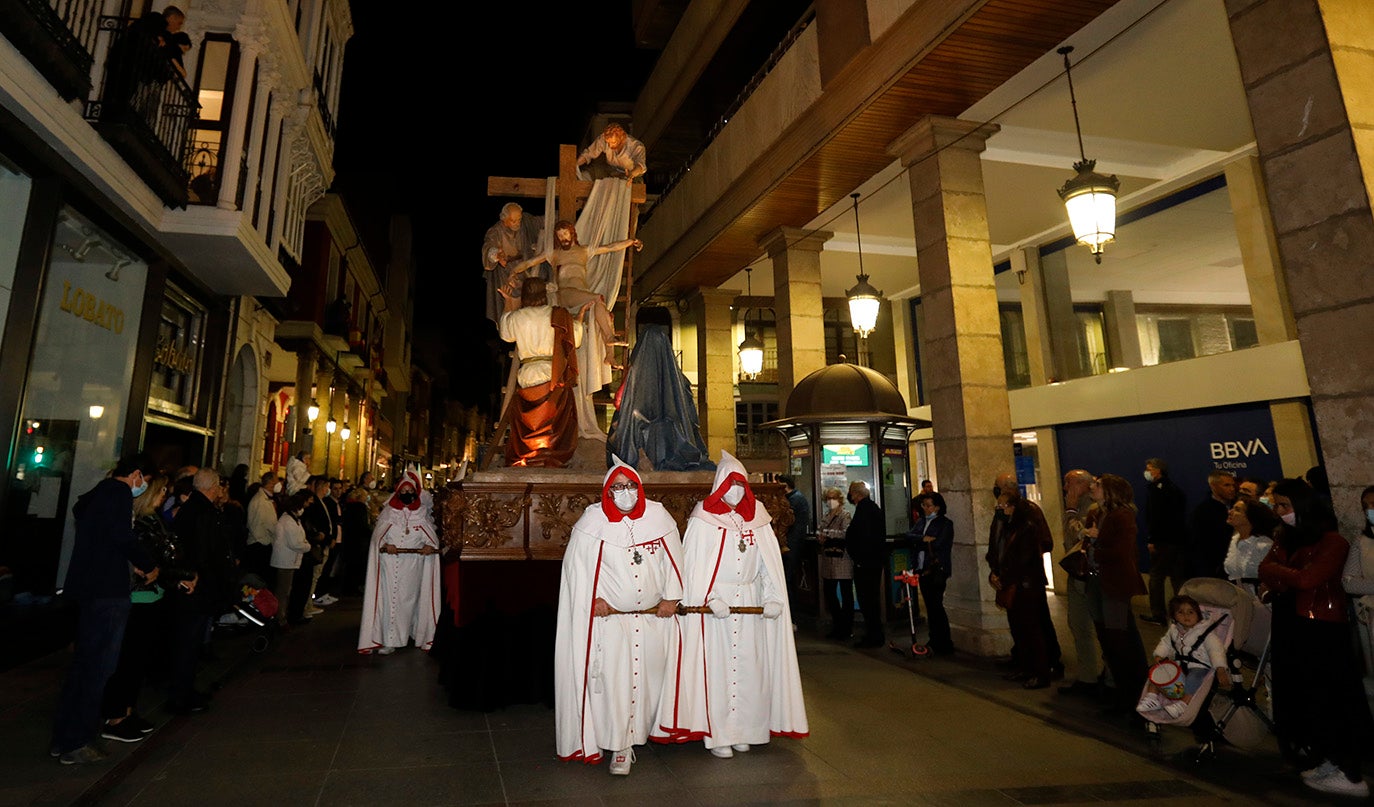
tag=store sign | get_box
[58,279,125,334]
[147,286,206,417]
[822,444,869,466]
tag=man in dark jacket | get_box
[1142,457,1189,625]
[52,454,159,764]
[167,468,231,713]
[845,480,886,648]
[985,472,1063,678]
[1188,470,1236,581]
[780,475,810,614]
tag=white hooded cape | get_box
[554,457,685,762]
[357,472,442,653]
[655,451,808,748]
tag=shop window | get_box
[999,304,1031,389]
[10,209,148,594]
[735,401,782,459]
[823,309,858,365]
[1136,305,1256,367]
[1074,304,1110,376]
[148,284,207,418]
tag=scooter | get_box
[889,569,931,659]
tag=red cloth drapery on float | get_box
[506,306,579,468]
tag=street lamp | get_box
[340,422,351,441]
[737,266,764,379]
[325,417,337,434]
[307,399,320,423]
[1056,45,1120,264]
[844,193,883,367]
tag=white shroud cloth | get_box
[357,492,442,653]
[570,179,632,440]
[656,451,809,749]
[555,459,684,762]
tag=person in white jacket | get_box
[285,451,311,496]
[245,471,281,579]
[270,491,314,626]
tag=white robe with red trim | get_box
[357,502,441,652]
[554,499,684,762]
[659,500,809,749]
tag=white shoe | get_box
[315,594,339,606]
[731,743,750,752]
[1302,760,1339,781]
[608,748,634,775]
[305,605,324,616]
[376,646,396,655]
[709,746,733,759]
[1162,700,1187,718]
[1135,694,1162,713]
[1306,770,1369,797]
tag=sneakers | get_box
[1136,694,1163,713]
[1162,700,1188,718]
[1306,769,1370,797]
[376,646,396,655]
[126,713,156,735]
[100,720,145,743]
[315,594,339,606]
[608,748,635,775]
[305,605,324,617]
[709,746,733,759]
[1302,760,1340,781]
[59,744,109,765]
[731,743,750,752]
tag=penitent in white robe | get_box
[657,451,808,750]
[554,461,684,763]
[357,500,441,653]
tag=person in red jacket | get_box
[1260,479,1370,797]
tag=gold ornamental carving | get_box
[533,493,593,547]
[459,491,525,549]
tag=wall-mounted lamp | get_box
[88,405,104,419]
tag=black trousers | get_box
[853,563,885,642]
[920,572,952,652]
[823,577,854,638]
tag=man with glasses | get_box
[555,458,683,775]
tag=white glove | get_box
[707,599,730,619]
[762,601,783,619]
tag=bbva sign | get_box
[1209,439,1271,459]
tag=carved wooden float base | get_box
[437,469,793,561]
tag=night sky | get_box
[334,2,656,412]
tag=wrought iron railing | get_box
[83,15,199,204]
[185,138,219,204]
[643,6,816,222]
[735,430,786,460]
[313,69,336,138]
[0,0,103,99]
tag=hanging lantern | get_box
[1056,46,1119,264]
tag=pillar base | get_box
[946,595,1012,657]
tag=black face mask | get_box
[398,492,417,505]
[992,486,1002,500]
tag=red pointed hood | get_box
[701,450,756,520]
[387,469,424,511]
[601,455,645,522]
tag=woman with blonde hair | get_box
[1084,473,1148,715]
[816,486,854,640]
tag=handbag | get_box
[1058,542,1089,580]
[995,583,1016,610]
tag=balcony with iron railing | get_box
[735,429,786,460]
[312,69,336,139]
[83,14,199,207]
[0,0,103,101]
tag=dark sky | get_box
[334,3,657,411]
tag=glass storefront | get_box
[0,157,33,338]
[9,208,148,594]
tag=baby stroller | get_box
[213,573,279,654]
[1138,578,1275,762]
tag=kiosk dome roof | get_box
[783,363,911,421]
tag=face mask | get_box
[367,480,377,490]
[398,492,417,505]
[1280,512,1296,526]
[273,481,283,494]
[1365,509,1374,526]
[827,499,841,511]
[992,486,1002,499]
[723,485,745,507]
[1143,471,1155,483]
[1259,496,1272,506]
[130,482,148,498]
[612,487,639,512]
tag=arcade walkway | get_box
[0,594,1343,806]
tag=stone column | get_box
[890,115,1011,656]
[1032,249,1082,381]
[292,344,317,448]
[691,288,738,458]
[1103,290,1143,369]
[1227,0,1374,536]
[759,226,831,396]
[1012,247,1051,386]
[255,105,285,238]
[243,60,276,214]
[890,297,918,406]
[217,23,262,211]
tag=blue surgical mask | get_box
[1259,496,1272,506]
[1365,508,1374,526]
[130,482,148,498]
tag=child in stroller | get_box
[1137,594,1232,719]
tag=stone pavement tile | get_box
[655,741,844,787]
[689,778,908,805]
[160,736,337,778]
[492,798,602,807]
[184,706,349,745]
[491,726,559,762]
[332,728,496,769]
[345,702,482,735]
[124,771,326,806]
[499,753,680,802]
[318,762,506,806]
[484,703,558,731]
[601,788,705,807]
